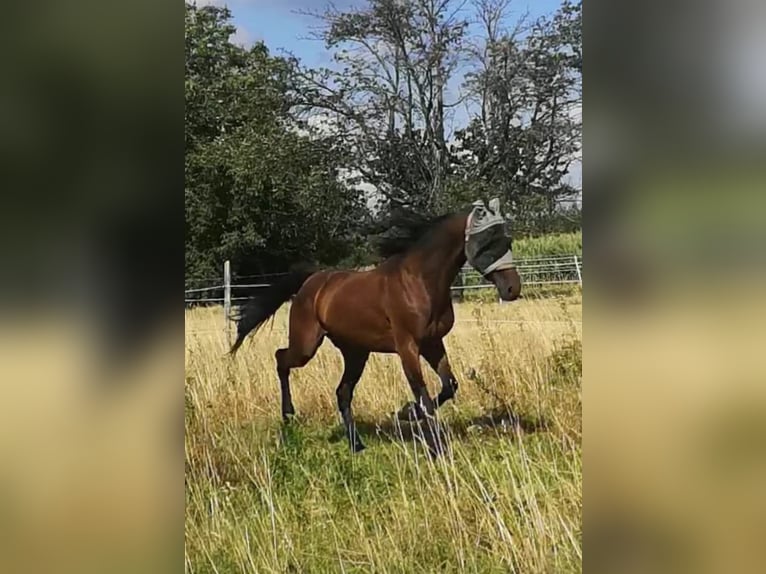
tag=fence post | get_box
[573,254,582,286]
[223,260,232,343]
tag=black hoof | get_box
[428,446,445,459]
[426,432,449,459]
[396,401,424,421]
[351,442,366,453]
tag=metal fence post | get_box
[573,254,582,286]
[223,260,232,342]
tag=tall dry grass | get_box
[185,294,582,573]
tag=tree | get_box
[296,0,581,232]
[449,0,582,233]
[185,3,369,281]
[296,0,469,215]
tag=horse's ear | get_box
[488,197,501,213]
[470,199,486,219]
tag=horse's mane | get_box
[372,207,461,259]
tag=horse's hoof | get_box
[352,442,366,454]
[428,446,446,459]
[396,401,421,421]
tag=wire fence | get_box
[186,255,582,340]
[184,254,582,306]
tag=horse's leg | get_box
[275,348,297,419]
[396,338,456,421]
[395,336,445,455]
[275,305,324,421]
[335,347,369,453]
[421,339,459,409]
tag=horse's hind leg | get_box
[275,348,297,419]
[335,347,369,453]
[275,303,324,421]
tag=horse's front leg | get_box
[394,335,446,456]
[422,339,459,408]
[396,338,457,420]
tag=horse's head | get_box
[465,198,521,301]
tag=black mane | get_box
[372,208,461,259]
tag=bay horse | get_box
[230,198,521,454]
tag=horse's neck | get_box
[406,215,467,294]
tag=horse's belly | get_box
[324,318,396,353]
[321,303,395,351]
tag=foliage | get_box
[449,0,582,228]
[296,0,467,215]
[185,3,369,281]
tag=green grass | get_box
[513,231,582,259]
[187,421,580,573]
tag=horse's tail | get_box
[229,268,315,356]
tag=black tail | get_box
[229,268,315,356]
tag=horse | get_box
[229,198,521,455]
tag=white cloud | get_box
[191,0,227,6]
[230,26,254,48]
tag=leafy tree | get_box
[185,3,369,281]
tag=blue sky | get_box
[197,0,565,65]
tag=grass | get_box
[513,231,582,259]
[185,294,582,573]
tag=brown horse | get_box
[230,198,521,454]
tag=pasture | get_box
[185,293,582,573]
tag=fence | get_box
[186,255,582,341]
[185,254,582,305]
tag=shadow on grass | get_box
[326,407,550,446]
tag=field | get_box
[185,293,582,573]
[512,231,582,259]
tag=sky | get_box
[195,0,565,66]
[192,0,581,190]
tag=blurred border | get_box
[586,1,766,573]
[0,1,183,573]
